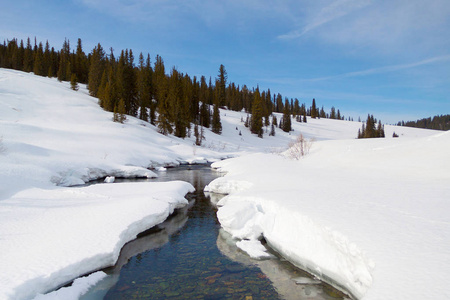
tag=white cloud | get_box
[304,54,450,82]
[278,0,371,40]
[278,0,450,56]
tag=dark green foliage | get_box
[0,36,355,141]
[358,115,385,138]
[57,38,70,82]
[114,98,126,123]
[33,42,45,76]
[217,64,227,107]
[211,103,222,134]
[330,107,336,119]
[311,98,317,119]
[116,49,137,116]
[70,73,79,91]
[250,88,263,137]
[281,99,292,132]
[397,114,450,131]
[88,43,106,97]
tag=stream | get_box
[81,165,348,299]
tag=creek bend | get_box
[81,165,347,300]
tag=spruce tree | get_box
[311,98,317,119]
[23,37,33,72]
[33,42,44,76]
[211,103,222,134]
[70,73,79,91]
[281,99,292,132]
[217,64,227,107]
[88,43,106,97]
[250,88,263,138]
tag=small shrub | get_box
[287,134,314,160]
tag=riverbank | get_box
[1,68,443,299]
[205,132,450,299]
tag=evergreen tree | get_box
[217,64,227,107]
[23,37,33,72]
[33,42,44,76]
[137,52,153,122]
[88,43,106,97]
[114,98,126,123]
[330,107,336,119]
[311,98,317,119]
[57,38,70,81]
[74,38,88,83]
[250,88,263,137]
[116,49,137,116]
[211,103,222,134]
[280,98,292,132]
[70,73,79,91]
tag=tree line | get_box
[0,37,349,140]
[396,115,450,131]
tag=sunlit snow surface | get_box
[206,133,450,299]
[0,68,446,299]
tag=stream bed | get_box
[81,165,348,299]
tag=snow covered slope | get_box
[206,132,450,299]
[0,68,443,299]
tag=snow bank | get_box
[0,181,194,300]
[32,272,107,300]
[0,69,443,299]
[207,132,450,299]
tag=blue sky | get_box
[1,0,449,123]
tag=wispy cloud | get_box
[303,54,450,82]
[278,0,371,40]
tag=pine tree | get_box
[33,42,44,76]
[330,107,336,119]
[114,98,127,123]
[211,103,222,134]
[311,98,317,119]
[281,99,292,132]
[23,37,33,72]
[88,43,106,97]
[217,64,227,107]
[211,65,224,134]
[137,52,152,122]
[250,88,263,137]
[70,73,79,91]
[57,38,70,82]
[74,38,88,83]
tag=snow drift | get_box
[205,132,450,299]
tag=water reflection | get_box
[81,165,347,299]
[217,229,348,300]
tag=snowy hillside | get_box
[206,132,450,298]
[0,68,445,299]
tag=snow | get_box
[205,132,450,299]
[104,176,115,183]
[32,272,107,300]
[235,239,274,259]
[0,181,193,300]
[0,68,445,299]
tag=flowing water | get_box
[81,165,348,299]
